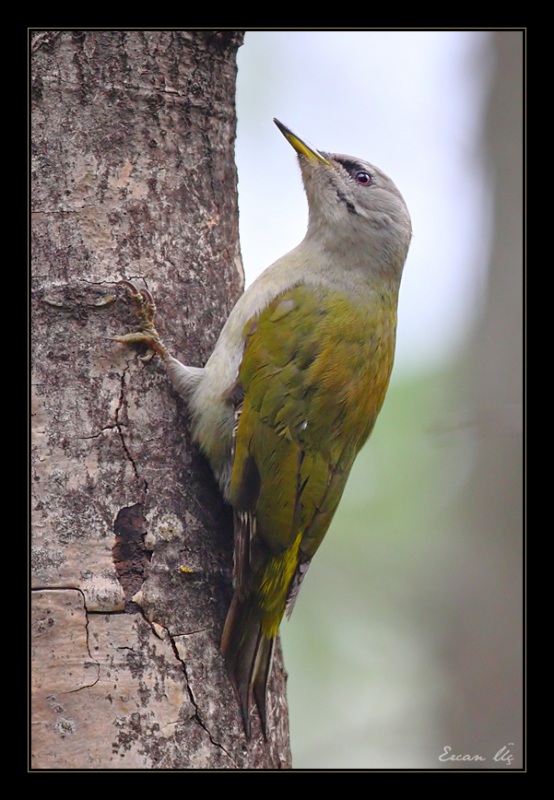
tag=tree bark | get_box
[31,29,291,770]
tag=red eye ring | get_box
[355,170,372,186]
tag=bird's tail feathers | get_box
[221,592,275,739]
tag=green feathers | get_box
[222,282,398,732]
[232,283,397,546]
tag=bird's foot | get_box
[114,280,168,360]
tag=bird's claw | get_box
[114,280,168,359]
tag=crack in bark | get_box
[165,628,236,765]
[111,603,238,764]
[80,423,122,440]
[32,587,101,693]
[33,208,88,215]
[114,368,146,489]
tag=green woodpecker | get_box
[116,119,412,737]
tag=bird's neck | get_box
[207,236,400,381]
[305,213,408,285]
[293,234,402,300]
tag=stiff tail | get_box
[221,592,275,738]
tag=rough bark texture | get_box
[31,29,291,770]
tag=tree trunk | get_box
[31,29,291,770]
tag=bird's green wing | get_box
[228,281,396,635]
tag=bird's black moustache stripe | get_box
[335,189,358,215]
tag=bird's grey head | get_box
[274,119,412,279]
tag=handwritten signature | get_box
[439,744,515,767]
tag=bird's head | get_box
[274,119,412,278]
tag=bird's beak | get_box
[274,119,333,166]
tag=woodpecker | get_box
[116,119,412,737]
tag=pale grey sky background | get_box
[235,31,493,374]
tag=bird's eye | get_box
[354,170,372,186]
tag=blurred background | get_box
[235,31,523,769]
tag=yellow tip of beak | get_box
[274,118,332,166]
